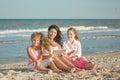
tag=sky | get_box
[0,0,120,19]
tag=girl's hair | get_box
[67,27,79,40]
[39,32,53,53]
[31,32,40,41]
[48,25,63,47]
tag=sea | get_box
[0,19,120,64]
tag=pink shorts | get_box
[69,56,88,69]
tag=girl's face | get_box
[67,30,75,41]
[32,37,40,47]
[48,28,57,40]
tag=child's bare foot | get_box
[48,69,53,74]
[74,68,83,72]
[85,62,96,70]
[70,68,76,73]
[91,64,97,70]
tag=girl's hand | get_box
[49,53,54,57]
[68,50,76,57]
[71,56,77,61]
[34,61,41,70]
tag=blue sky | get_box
[0,0,120,19]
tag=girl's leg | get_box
[36,65,53,74]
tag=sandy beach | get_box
[0,51,120,80]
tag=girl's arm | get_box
[67,50,76,57]
[26,47,37,62]
[27,46,41,70]
[37,54,43,62]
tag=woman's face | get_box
[67,30,75,41]
[48,28,57,40]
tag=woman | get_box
[46,25,80,72]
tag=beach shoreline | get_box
[0,51,120,80]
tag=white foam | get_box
[0,26,119,35]
[0,28,47,34]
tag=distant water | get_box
[0,19,120,64]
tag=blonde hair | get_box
[67,27,79,40]
[38,32,53,53]
[31,32,40,41]
[31,32,54,54]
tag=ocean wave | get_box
[0,26,119,35]
[68,26,108,30]
[0,40,30,43]
[0,28,47,34]
[0,26,108,34]
[81,35,120,39]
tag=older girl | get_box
[63,27,96,70]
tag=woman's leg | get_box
[61,56,82,71]
[60,55,75,68]
[53,57,76,73]
[49,60,62,73]
[53,57,69,70]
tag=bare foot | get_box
[52,69,62,73]
[48,69,53,74]
[70,68,76,73]
[74,68,83,72]
[85,62,97,70]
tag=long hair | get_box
[67,27,79,40]
[48,25,63,47]
[39,32,53,53]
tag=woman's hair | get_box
[67,27,79,40]
[48,25,63,47]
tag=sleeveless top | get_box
[43,46,59,55]
[28,48,40,65]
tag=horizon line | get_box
[0,18,120,20]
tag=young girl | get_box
[63,27,96,70]
[26,32,61,74]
